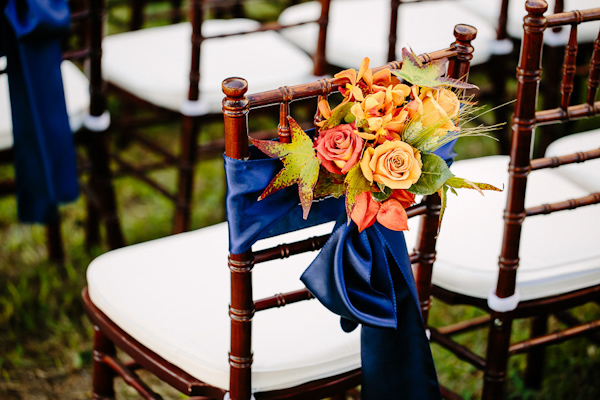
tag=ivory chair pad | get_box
[404,155,600,302]
[0,58,90,151]
[87,221,361,393]
[458,0,600,44]
[545,128,600,193]
[102,19,317,114]
[277,0,496,69]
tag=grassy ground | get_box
[2,1,600,399]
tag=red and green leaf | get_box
[393,48,478,90]
[250,117,320,219]
[344,163,372,218]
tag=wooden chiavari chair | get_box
[102,0,332,235]
[0,0,123,261]
[405,1,600,398]
[82,24,478,400]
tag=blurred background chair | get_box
[0,0,123,262]
[458,0,600,154]
[82,24,478,400]
[404,1,600,398]
[101,0,332,235]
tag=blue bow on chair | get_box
[1,0,78,223]
[225,138,457,399]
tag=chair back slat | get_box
[531,148,600,170]
[586,30,600,106]
[255,289,315,312]
[526,192,600,217]
[559,25,578,111]
[278,91,292,143]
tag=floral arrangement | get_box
[251,50,500,232]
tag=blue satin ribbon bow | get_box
[1,0,78,222]
[225,135,455,399]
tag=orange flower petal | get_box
[351,191,380,232]
[377,199,408,231]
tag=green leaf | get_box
[407,153,454,196]
[314,167,345,199]
[446,176,502,195]
[438,184,449,231]
[251,117,320,219]
[393,48,478,90]
[321,102,354,129]
[372,185,392,202]
[344,163,372,217]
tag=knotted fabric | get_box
[1,0,78,222]
[224,134,456,399]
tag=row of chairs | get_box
[3,1,596,258]
[0,0,520,260]
[2,0,600,398]
[81,1,600,400]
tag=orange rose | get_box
[360,140,422,190]
[314,123,364,175]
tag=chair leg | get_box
[524,314,548,390]
[85,130,125,250]
[482,314,514,400]
[173,116,200,234]
[46,211,65,263]
[92,325,116,400]
[85,195,102,251]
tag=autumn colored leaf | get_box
[314,167,345,199]
[436,176,502,231]
[250,117,320,219]
[393,48,478,90]
[445,176,502,194]
[344,163,372,218]
[320,102,354,130]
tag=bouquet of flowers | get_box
[251,50,500,232]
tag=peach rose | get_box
[314,123,364,175]
[360,140,422,190]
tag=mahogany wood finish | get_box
[0,0,124,261]
[83,24,478,400]
[420,2,600,399]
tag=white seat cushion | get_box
[278,0,496,69]
[87,221,361,393]
[404,155,600,302]
[457,0,600,44]
[0,58,90,151]
[545,129,600,193]
[102,19,317,114]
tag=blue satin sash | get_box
[225,133,455,399]
[1,0,78,223]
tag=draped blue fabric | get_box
[1,0,79,223]
[225,138,345,255]
[224,134,456,399]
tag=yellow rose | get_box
[421,90,459,132]
[436,88,460,118]
[360,140,422,190]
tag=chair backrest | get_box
[496,0,600,302]
[67,0,107,118]
[221,23,478,399]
